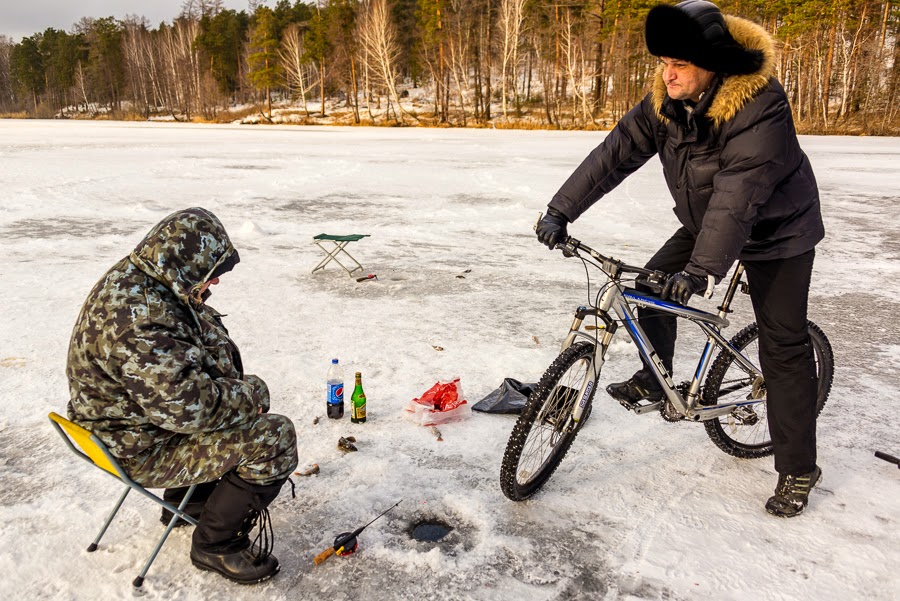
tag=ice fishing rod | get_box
[313,500,402,566]
[875,451,900,469]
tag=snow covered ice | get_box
[1,120,898,600]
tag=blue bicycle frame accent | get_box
[621,289,729,328]
[563,278,763,422]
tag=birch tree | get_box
[497,0,525,117]
[123,17,153,116]
[359,0,409,122]
[446,0,477,125]
[160,17,201,119]
[560,9,594,125]
[280,22,316,115]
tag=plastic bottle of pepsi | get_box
[326,358,345,419]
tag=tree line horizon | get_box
[1,0,897,134]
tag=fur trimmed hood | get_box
[651,15,776,126]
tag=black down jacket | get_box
[548,15,824,280]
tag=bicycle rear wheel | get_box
[500,342,596,501]
[701,321,833,458]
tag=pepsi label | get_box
[328,383,344,405]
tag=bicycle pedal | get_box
[616,398,637,411]
[618,398,663,415]
[731,405,760,426]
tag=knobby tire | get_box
[500,342,596,501]
[702,320,833,458]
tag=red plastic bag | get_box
[404,378,469,426]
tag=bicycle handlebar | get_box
[534,212,668,292]
[554,235,669,293]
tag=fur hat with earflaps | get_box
[645,0,764,75]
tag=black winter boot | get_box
[160,480,220,527]
[190,472,285,584]
[765,466,822,518]
[606,369,664,405]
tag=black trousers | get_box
[636,227,818,474]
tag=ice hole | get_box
[409,520,453,542]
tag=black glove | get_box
[661,271,708,305]
[536,207,569,250]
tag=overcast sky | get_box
[1,1,254,42]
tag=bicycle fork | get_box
[561,306,618,424]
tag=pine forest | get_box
[1,0,898,134]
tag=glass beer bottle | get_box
[350,372,367,423]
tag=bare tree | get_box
[497,0,525,117]
[73,60,93,114]
[446,0,476,125]
[0,35,15,110]
[161,17,202,119]
[836,4,872,120]
[560,10,594,126]
[202,0,226,17]
[358,0,410,123]
[280,23,317,116]
[123,16,153,116]
[180,0,222,19]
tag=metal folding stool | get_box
[48,412,200,588]
[311,233,370,277]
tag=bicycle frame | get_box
[560,260,763,423]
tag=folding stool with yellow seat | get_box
[48,412,200,588]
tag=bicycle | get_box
[500,229,834,501]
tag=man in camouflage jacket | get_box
[67,207,297,583]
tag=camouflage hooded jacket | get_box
[67,208,269,459]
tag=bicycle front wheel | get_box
[500,341,596,501]
[701,320,833,458]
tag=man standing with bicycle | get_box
[535,0,824,517]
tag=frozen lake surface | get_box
[1,120,898,600]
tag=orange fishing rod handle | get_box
[313,546,335,565]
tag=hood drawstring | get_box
[188,245,238,307]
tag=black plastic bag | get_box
[472,378,537,414]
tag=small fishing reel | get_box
[334,532,359,557]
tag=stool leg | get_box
[326,242,364,276]
[132,484,198,588]
[312,241,343,273]
[88,485,130,552]
[335,246,364,276]
[312,240,366,277]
